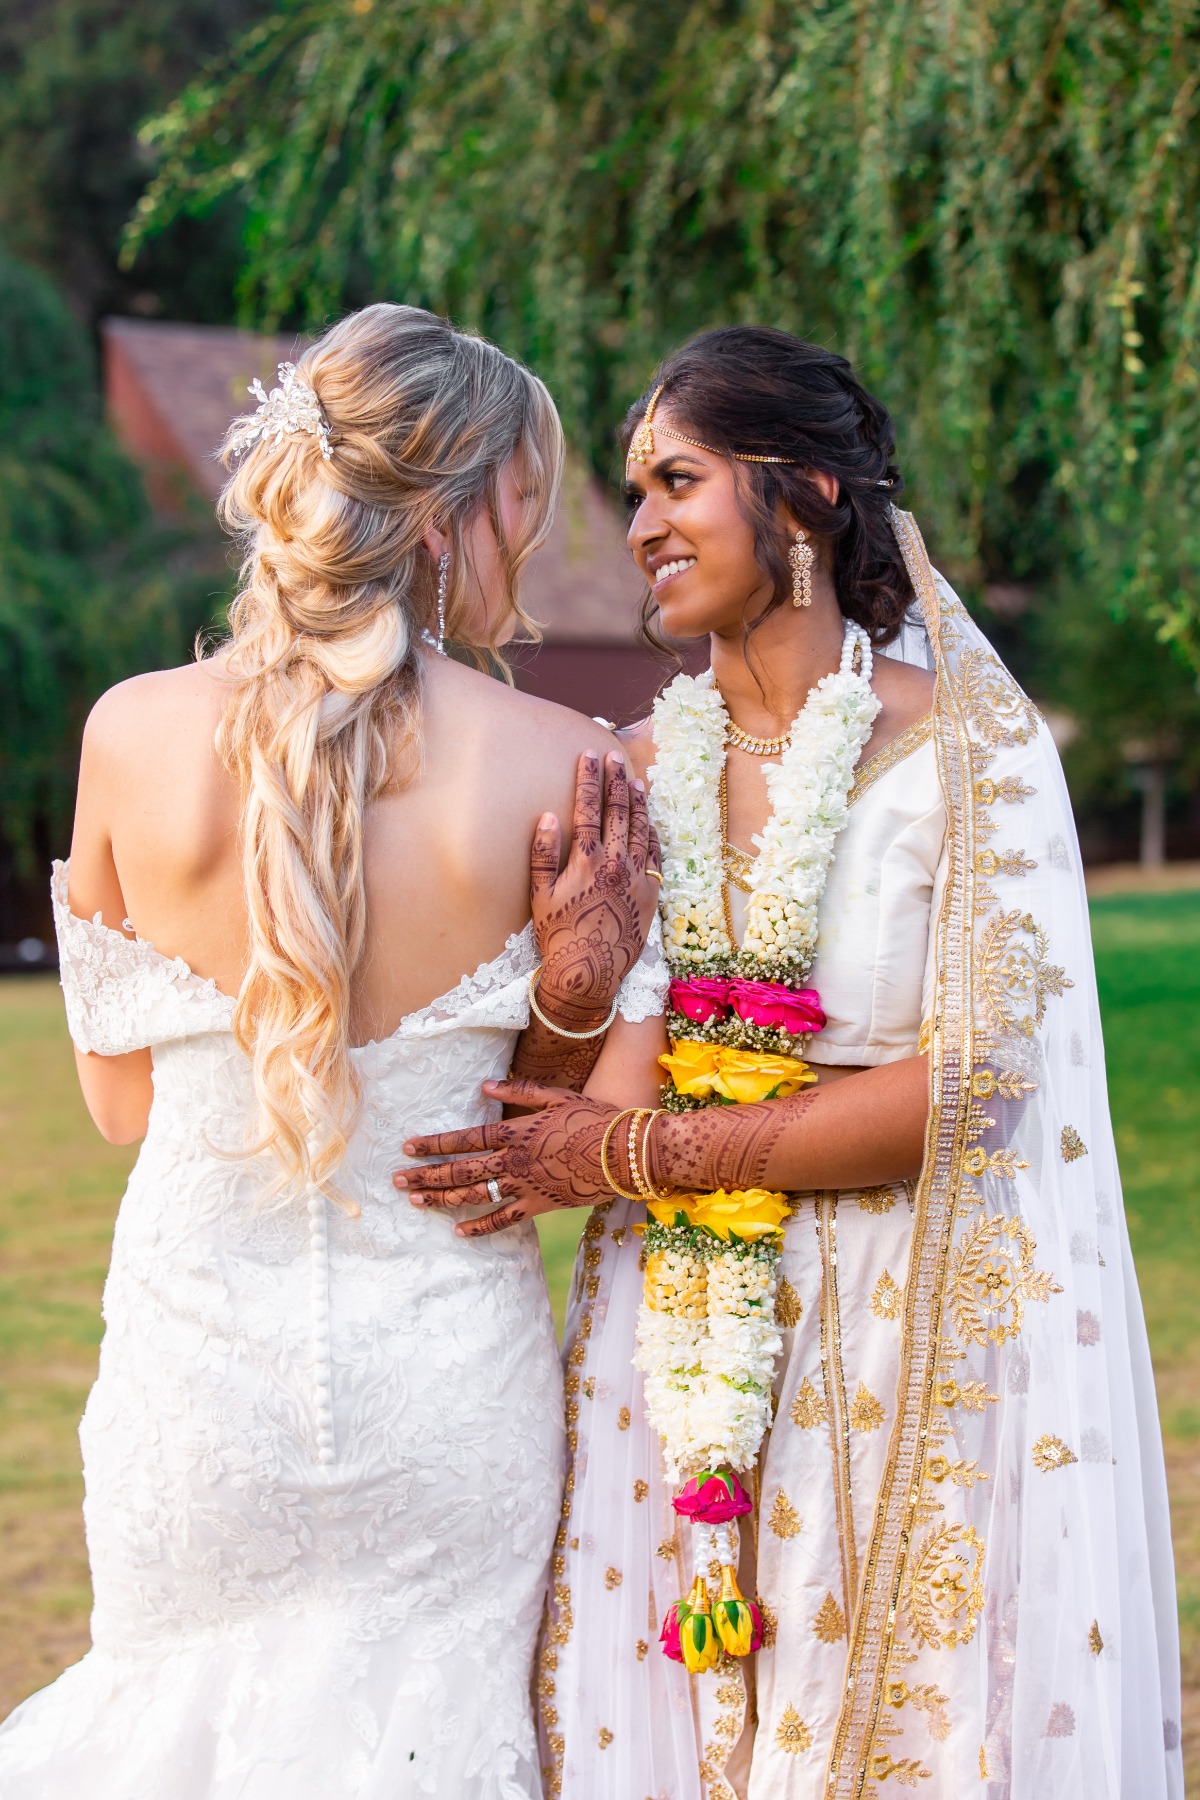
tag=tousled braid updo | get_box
[216,303,563,1207]
[622,325,912,645]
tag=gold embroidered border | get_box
[816,1196,858,1618]
[847,713,934,808]
[825,511,978,1796]
[537,1201,613,1797]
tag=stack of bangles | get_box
[599,1107,672,1204]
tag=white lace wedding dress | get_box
[0,863,665,1800]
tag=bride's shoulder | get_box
[424,654,623,769]
[81,658,229,771]
[868,649,936,738]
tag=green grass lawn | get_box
[0,892,1197,1777]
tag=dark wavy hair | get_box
[622,325,912,647]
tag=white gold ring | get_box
[486,1179,504,1207]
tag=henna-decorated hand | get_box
[394,1078,623,1238]
[527,750,661,1032]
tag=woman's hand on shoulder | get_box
[527,746,661,1032]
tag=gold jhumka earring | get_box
[789,529,815,607]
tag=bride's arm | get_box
[397,1055,927,1236]
[506,750,661,1096]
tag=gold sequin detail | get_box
[1032,1433,1078,1472]
[1088,1619,1104,1655]
[980,1744,992,1779]
[768,1490,802,1538]
[849,1381,885,1432]
[1061,1125,1088,1162]
[656,1539,677,1560]
[857,1185,896,1214]
[604,1566,622,1589]
[632,1478,649,1502]
[758,1600,778,1648]
[871,1269,902,1321]
[774,1705,813,1754]
[950,1211,1062,1346]
[617,1406,631,1431]
[848,712,933,806]
[635,1638,649,1660]
[775,1274,802,1327]
[597,1726,613,1749]
[791,1376,827,1428]
[812,1590,848,1642]
[907,1521,986,1650]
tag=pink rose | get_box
[728,979,826,1035]
[672,1469,754,1523]
[669,976,733,1025]
[659,1600,685,1663]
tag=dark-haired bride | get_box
[404,326,1182,1798]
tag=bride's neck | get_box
[708,584,848,735]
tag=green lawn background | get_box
[0,890,1196,1779]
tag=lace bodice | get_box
[51,859,666,1058]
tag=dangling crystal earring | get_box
[789,529,815,608]
[436,550,450,655]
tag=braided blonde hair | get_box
[215,304,563,1205]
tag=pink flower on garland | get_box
[728,979,826,1035]
[668,975,733,1024]
[673,1469,754,1523]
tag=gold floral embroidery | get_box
[849,1382,885,1432]
[632,1478,649,1502]
[791,1377,828,1427]
[636,1638,649,1660]
[1031,1433,1077,1472]
[934,1376,999,1411]
[974,774,1036,805]
[775,1705,813,1754]
[949,1212,1062,1346]
[971,1067,1036,1100]
[604,1566,622,1589]
[656,1539,677,1560]
[881,1682,951,1741]
[597,1726,613,1748]
[906,1521,986,1650]
[813,1591,848,1642]
[858,1186,896,1213]
[617,1406,631,1430]
[926,1454,987,1488]
[958,646,1040,746]
[962,1145,1029,1179]
[768,1490,802,1538]
[871,1270,902,1321]
[759,1600,779,1648]
[979,1744,992,1779]
[1088,1620,1104,1655]
[1061,1125,1088,1162]
[974,846,1037,878]
[776,1273,803,1327]
[976,909,1072,1037]
[1044,1703,1076,1738]
[871,1752,931,1783]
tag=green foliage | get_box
[0,249,219,879]
[125,0,1200,674]
[0,0,271,322]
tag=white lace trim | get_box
[52,860,667,1058]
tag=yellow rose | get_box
[710,1047,816,1104]
[658,1038,724,1099]
[688,1188,791,1242]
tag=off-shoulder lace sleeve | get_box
[614,913,668,1024]
[51,860,234,1054]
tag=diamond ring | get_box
[486,1179,504,1207]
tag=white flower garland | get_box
[648,619,880,981]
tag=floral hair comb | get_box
[231,362,333,462]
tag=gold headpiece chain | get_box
[626,383,799,467]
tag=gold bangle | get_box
[527,966,620,1041]
[646,868,663,885]
[600,1108,643,1202]
[626,1108,653,1201]
[638,1109,673,1203]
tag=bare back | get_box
[70,650,620,1047]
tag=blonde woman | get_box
[0,304,666,1799]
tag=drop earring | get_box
[789,529,814,608]
[436,550,450,655]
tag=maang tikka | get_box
[789,529,815,608]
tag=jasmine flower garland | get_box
[638,618,880,1671]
